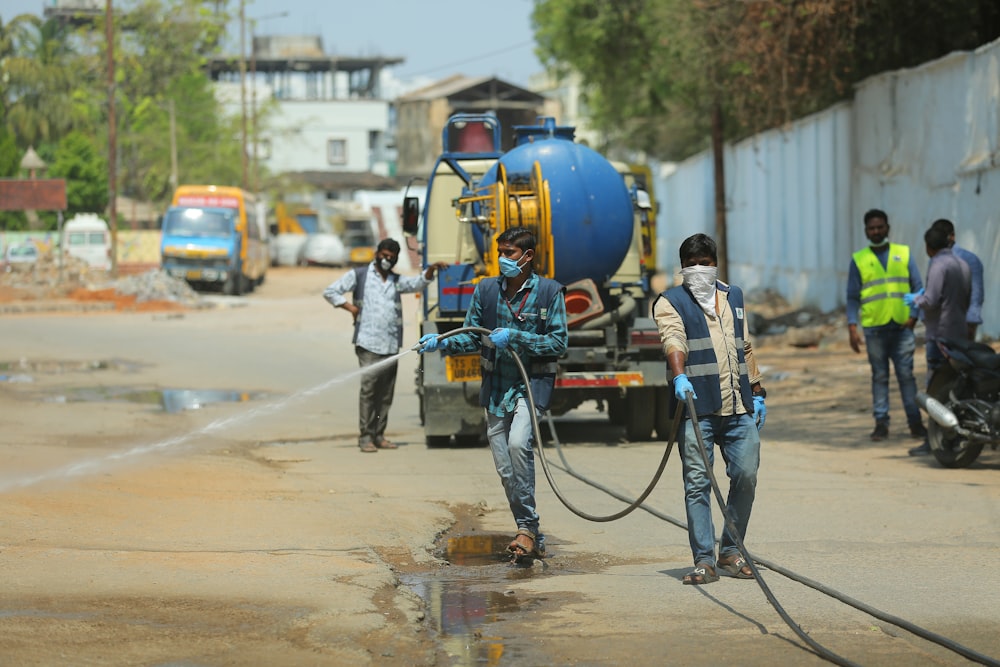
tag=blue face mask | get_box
[499,255,527,278]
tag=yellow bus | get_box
[161,185,268,295]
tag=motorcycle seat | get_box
[942,338,1000,370]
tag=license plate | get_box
[446,354,481,383]
[185,269,202,280]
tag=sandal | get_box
[682,563,719,585]
[359,442,377,453]
[717,553,754,579]
[507,529,542,561]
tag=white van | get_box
[63,214,112,270]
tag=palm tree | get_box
[2,14,83,148]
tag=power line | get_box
[406,40,536,78]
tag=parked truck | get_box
[402,114,670,446]
[161,185,268,295]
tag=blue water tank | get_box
[478,119,634,286]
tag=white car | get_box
[63,214,112,270]
[3,243,39,272]
[300,233,347,267]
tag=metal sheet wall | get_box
[658,38,1000,338]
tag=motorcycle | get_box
[917,338,1000,468]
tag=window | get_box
[327,138,347,165]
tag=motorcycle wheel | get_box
[926,370,984,468]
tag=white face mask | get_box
[680,265,719,316]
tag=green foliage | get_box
[0,123,27,229]
[2,0,243,216]
[533,0,1000,161]
[47,131,109,217]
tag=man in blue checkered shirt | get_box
[420,227,567,560]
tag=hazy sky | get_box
[1,0,545,87]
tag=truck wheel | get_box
[426,435,451,448]
[624,387,655,441]
[654,387,674,441]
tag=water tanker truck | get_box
[402,114,669,445]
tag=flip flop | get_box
[717,554,754,579]
[683,563,719,585]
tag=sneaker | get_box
[908,441,931,456]
[870,421,889,441]
[909,422,928,439]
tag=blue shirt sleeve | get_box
[955,246,984,324]
[907,253,922,318]
[846,260,861,325]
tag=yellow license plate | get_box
[185,269,202,279]
[446,354,481,383]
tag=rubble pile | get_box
[746,287,847,348]
[112,269,204,307]
[0,251,205,310]
[0,252,103,298]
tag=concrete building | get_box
[207,35,404,193]
[394,76,552,179]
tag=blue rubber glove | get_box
[489,328,511,350]
[903,288,924,307]
[673,373,696,401]
[419,333,444,353]
[753,395,767,431]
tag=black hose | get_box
[422,329,1000,667]
[435,326,680,522]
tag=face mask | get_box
[869,238,889,248]
[680,265,719,316]
[499,254,529,278]
[379,257,396,272]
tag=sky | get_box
[2,0,546,88]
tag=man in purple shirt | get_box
[930,218,984,340]
[904,224,971,455]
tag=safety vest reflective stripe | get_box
[853,243,912,328]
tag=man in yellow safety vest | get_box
[846,209,926,443]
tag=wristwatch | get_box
[752,386,767,399]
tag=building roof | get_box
[398,75,544,104]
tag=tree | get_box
[78,0,241,205]
[0,123,28,230]
[47,131,109,218]
[1,14,83,149]
[533,0,1000,160]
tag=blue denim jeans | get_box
[925,339,946,378]
[485,397,544,550]
[863,326,921,425]
[678,413,760,566]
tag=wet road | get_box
[1,267,998,666]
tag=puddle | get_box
[41,386,271,413]
[401,532,547,666]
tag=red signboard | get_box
[0,179,68,210]
[175,195,240,208]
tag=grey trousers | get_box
[356,346,398,446]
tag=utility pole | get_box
[169,99,178,192]
[239,0,248,190]
[711,100,728,282]
[106,0,118,276]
